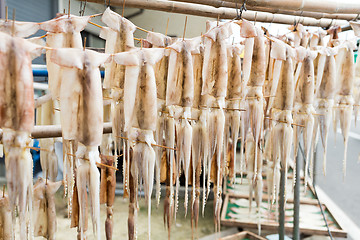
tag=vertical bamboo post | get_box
[313,143,318,186]
[165,17,170,35]
[293,148,301,240]
[122,0,126,17]
[182,16,188,40]
[68,0,71,18]
[279,161,286,240]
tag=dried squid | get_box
[293,47,317,187]
[224,43,244,184]
[166,37,200,218]
[41,14,90,99]
[0,19,39,37]
[114,47,164,240]
[312,46,337,174]
[269,44,295,209]
[51,48,110,240]
[237,22,266,225]
[100,7,136,198]
[190,42,205,237]
[202,20,232,231]
[0,32,42,239]
[41,14,90,214]
[146,31,174,207]
[333,41,356,177]
[33,178,62,240]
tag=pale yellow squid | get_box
[146,31,174,208]
[114,47,164,240]
[293,47,317,188]
[99,7,136,198]
[201,20,232,232]
[0,32,43,239]
[269,43,295,215]
[51,48,110,240]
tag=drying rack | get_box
[8,0,360,239]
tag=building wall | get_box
[6,0,57,22]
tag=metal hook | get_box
[327,18,334,29]
[254,12,258,25]
[354,13,360,21]
[79,0,87,16]
[235,0,246,20]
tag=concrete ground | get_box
[314,117,360,240]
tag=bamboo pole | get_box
[221,0,360,15]
[293,148,301,240]
[81,0,348,27]
[0,122,113,139]
[279,163,286,240]
[171,0,360,20]
[34,93,52,108]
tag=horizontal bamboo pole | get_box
[34,93,52,108]
[221,0,360,15]
[171,0,359,20]
[82,0,348,27]
[0,122,112,139]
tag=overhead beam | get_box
[170,0,359,21]
[221,0,360,15]
[81,0,348,27]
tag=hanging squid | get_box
[309,29,327,93]
[312,46,337,175]
[114,47,164,240]
[146,31,174,207]
[266,38,288,117]
[0,19,39,37]
[237,22,266,230]
[100,7,136,198]
[263,38,286,213]
[0,32,43,239]
[202,20,232,232]
[190,41,206,238]
[41,14,90,99]
[51,48,110,240]
[33,178,62,240]
[225,43,244,183]
[236,20,256,183]
[333,41,356,178]
[293,47,317,187]
[269,43,295,210]
[166,36,201,219]
[41,14,90,215]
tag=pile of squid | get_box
[1,7,360,240]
